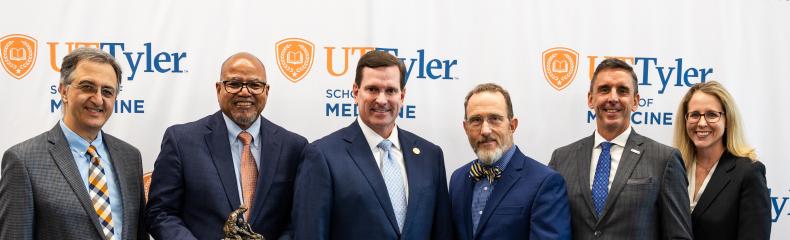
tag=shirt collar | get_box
[594,127,631,148]
[223,113,262,147]
[59,120,104,158]
[357,117,400,151]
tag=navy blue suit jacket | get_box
[145,111,307,239]
[449,147,571,240]
[292,121,453,240]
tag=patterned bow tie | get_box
[469,161,502,183]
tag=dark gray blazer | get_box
[691,151,771,240]
[0,124,145,240]
[548,130,692,240]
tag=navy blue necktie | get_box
[591,142,612,218]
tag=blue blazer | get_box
[449,147,571,240]
[145,111,307,240]
[292,121,453,240]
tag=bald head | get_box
[220,52,266,79]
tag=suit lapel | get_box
[400,128,431,235]
[46,124,107,237]
[345,121,401,234]
[249,117,283,224]
[205,112,242,211]
[459,167,475,240]
[103,134,133,239]
[474,148,525,238]
[599,131,645,222]
[575,135,597,222]
[692,152,735,218]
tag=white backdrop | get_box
[2,0,789,238]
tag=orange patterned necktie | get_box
[86,145,116,240]
[238,131,258,220]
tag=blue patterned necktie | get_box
[591,142,612,218]
[378,139,407,232]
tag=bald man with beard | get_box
[145,52,307,240]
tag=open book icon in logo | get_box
[1,34,38,80]
[276,38,315,83]
[542,47,579,91]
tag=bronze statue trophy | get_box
[223,205,264,240]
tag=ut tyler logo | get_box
[542,47,579,91]
[275,38,314,83]
[1,34,38,80]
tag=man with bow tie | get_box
[448,83,571,240]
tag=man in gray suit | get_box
[0,47,145,240]
[548,58,692,240]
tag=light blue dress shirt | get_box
[59,120,123,236]
[471,145,517,233]
[222,114,262,205]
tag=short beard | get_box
[475,146,504,166]
[231,112,258,129]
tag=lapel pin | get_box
[630,149,641,155]
[412,147,421,155]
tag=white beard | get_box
[476,146,504,166]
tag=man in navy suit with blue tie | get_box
[292,50,453,239]
[449,83,571,240]
[145,52,308,239]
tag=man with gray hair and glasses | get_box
[1,47,146,240]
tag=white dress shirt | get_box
[589,127,632,190]
[358,117,409,202]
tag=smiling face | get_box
[353,65,405,138]
[685,92,726,153]
[463,91,517,165]
[588,68,640,140]
[60,61,119,140]
[216,53,268,129]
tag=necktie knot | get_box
[469,161,502,183]
[600,141,612,152]
[238,131,253,146]
[86,145,100,164]
[86,145,98,157]
[377,139,393,152]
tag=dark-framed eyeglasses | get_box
[685,111,724,123]
[221,80,268,95]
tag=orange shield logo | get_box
[275,38,314,83]
[1,34,38,80]
[542,47,579,91]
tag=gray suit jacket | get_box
[548,130,692,240]
[0,124,145,240]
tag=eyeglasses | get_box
[221,80,268,95]
[68,82,117,99]
[685,111,724,123]
[466,114,507,128]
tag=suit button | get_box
[594,231,601,238]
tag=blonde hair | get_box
[673,81,757,169]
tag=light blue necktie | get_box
[378,139,407,231]
[592,142,612,218]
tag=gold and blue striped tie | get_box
[87,145,115,240]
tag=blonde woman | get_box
[673,81,770,239]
